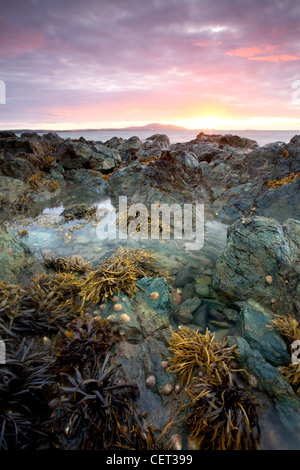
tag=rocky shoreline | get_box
[0,129,300,450]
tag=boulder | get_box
[213,216,300,318]
[99,277,186,435]
[65,169,109,195]
[238,299,290,367]
[218,134,258,149]
[228,336,300,437]
[0,225,38,284]
[257,178,300,222]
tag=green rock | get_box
[213,216,300,318]
[238,299,290,367]
[195,284,210,297]
[173,297,201,325]
[0,226,37,284]
[228,336,300,432]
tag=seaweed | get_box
[51,354,140,450]
[40,252,92,274]
[60,205,97,221]
[269,314,300,395]
[79,247,162,305]
[54,315,121,367]
[0,273,82,337]
[0,338,55,450]
[167,327,260,450]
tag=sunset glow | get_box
[0,0,299,131]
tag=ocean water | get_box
[40,129,300,147]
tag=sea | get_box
[19,129,300,147]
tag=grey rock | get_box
[173,297,201,325]
[181,283,195,302]
[174,269,195,288]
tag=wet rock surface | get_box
[1,130,300,449]
[213,216,300,319]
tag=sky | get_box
[0,0,300,130]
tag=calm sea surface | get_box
[22,129,300,147]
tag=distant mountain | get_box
[119,123,189,131]
[7,123,189,134]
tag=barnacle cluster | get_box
[167,327,260,450]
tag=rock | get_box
[98,277,184,435]
[223,307,239,322]
[0,225,39,284]
[228,335,300,434]
[238,299,290,367]
[194,284,210,297]
[0,153,36,180]
[193,304,208,332]
[56,141,95,169]
[174,269,195,288]
[145,134,170,149]
[65,169,109,194]
[0,131,17,139]
[0,133,52,160]
[218,134,258,149]
[181,283,195,302]
[213,216,300,318]
[257,178,300,222]
[173,297,201,325]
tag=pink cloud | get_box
[0,20,45,57]
[226,45,277,58]
[248,54,300,62]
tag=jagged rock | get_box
[257,178,300,222]
[213,216,300,318]
[218,134,258,149]
[65,169,109,194]
[56,140,120,171]
[173,297,201,324]
[228,336,300,436]
[238,299,290,367]
[0,225,39,284]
